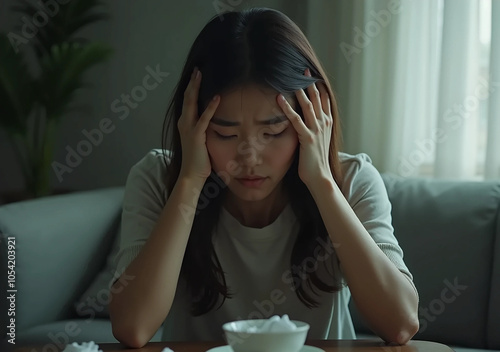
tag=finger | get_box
[181,67,202,124]
[295,88,317,129]
[317,82,332,117]
[306,80,323,121]
[278,94,308,136]
[195,95,220,135]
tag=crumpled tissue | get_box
[61,342,102,352]
[62,341,174,352]
[247,314,297,332]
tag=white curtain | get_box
[485,0,500,179]
[307,0,500,180]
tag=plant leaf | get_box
[0,33,36,135]
[38,41,113,119]
[11,0,109,59]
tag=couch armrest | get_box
[0,187,124,336]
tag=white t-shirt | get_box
[112,149,417,341]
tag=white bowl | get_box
[222,319,310,352]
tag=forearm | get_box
[109,177,204,348]
[308,177,419,344]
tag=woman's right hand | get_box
[177,67,220,183]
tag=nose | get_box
[236,136,264,168]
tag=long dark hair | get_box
[161,7,345,316]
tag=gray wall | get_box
[0,0,316,194]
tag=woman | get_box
[109,7,419,348]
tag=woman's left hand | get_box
[277,68,334,188]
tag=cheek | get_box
[206,137,232,171]
[280,128,299,151]
[284,136,299,158]
[267,134,298,166]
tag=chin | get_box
[231,188,271,201]
[227,179,274,201]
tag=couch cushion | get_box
[0,187,124,333]
[350,174,500,349]
[74,223,122,319]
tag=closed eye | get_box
[214,130,286,140]
[214,132,236,140]
[264,130,285,138]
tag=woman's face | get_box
[206,84,299,202]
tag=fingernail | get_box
[212,95,219,101]
[279,94,286,102]
[196,69,201,80]
[305,68,311,77]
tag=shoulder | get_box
[124,148,173,205]
[338,152,386,205]
[128,149,172,180]
[131,148,172,173]
[339,152,376,176]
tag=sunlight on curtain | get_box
[434,0,480,179]
[485,0,500,180]
[325,0,498,180]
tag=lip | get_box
[236,177,267,188]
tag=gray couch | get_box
[1,174,499,352]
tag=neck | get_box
[223,184,289,228]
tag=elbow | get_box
[384,316,420,345]
[109,296,148,348]
[109,295,166,348]
[110,307,151,348]
[111,323,150,348]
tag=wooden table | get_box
[13,339,455,352]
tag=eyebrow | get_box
[210,115,288,126]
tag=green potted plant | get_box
[0,0,113,202]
